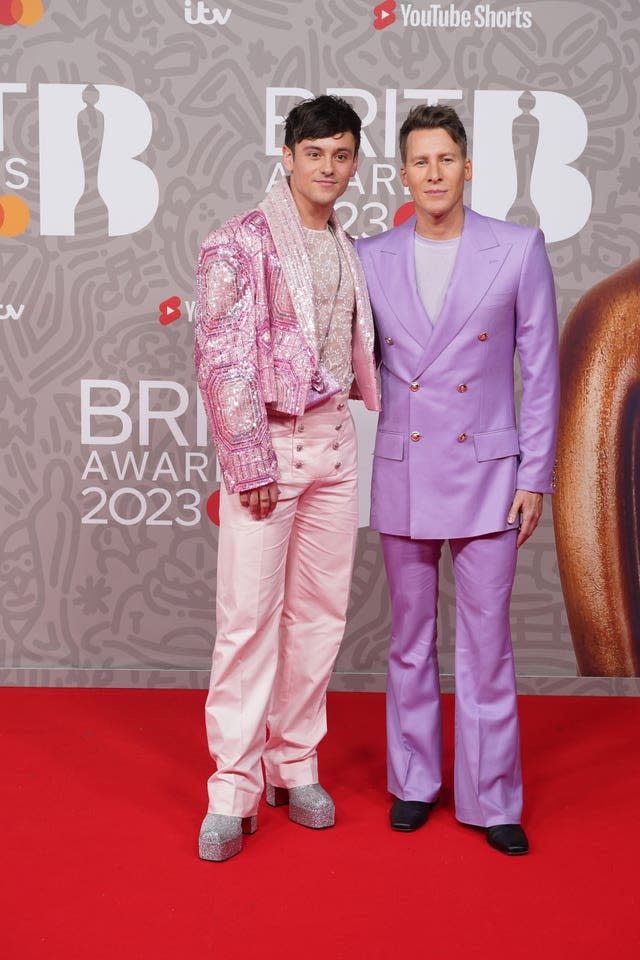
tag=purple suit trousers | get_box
[382,530,521,826]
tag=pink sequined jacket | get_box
[195,178,380,494]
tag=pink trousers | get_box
[205,394,358,817]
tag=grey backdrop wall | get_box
[1,0,639,694]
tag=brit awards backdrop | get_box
[1,0,639,692]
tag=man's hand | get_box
[239,481,280,520]
[508,489,543,548]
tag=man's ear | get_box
[282,144,294,173]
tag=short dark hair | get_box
[399,105,467,163]
[284,95,361,153]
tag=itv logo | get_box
[183,1,231,25]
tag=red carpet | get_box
[2,689,639,959]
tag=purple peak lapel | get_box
[412,208,511,376]
[373,216,434,349]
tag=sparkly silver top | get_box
[303,226,354,393]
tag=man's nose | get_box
[427,163,441,181]
[320,156,334,174]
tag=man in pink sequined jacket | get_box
[195,96,379,862]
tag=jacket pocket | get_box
[374,430,404,461]
[474,427,520,462]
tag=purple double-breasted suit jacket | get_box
[357,207,560,540]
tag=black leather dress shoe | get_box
[486,823,529,855]
[390,797,435,832]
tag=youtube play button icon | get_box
[159,296,182,325]
[373,0,397,29]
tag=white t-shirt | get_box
[414,233,461,325]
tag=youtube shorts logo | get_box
[373,0,396,29]
[159,296,182,325]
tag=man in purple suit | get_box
[356,105,559,855]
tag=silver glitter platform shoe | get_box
[198,813,257,862]
[266,783,335,829]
